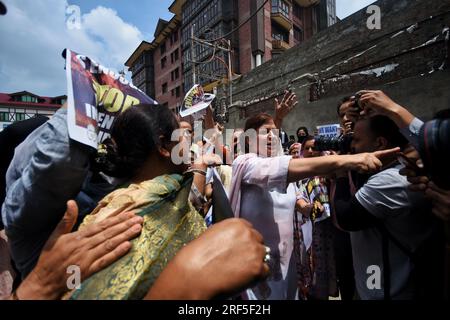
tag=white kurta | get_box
[230,154,298,300]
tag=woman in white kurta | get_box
[232,152,299,299]
[229,103,398,300]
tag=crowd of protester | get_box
[1,1,449,300]
[1,84,448,300]
[2,0,450,302]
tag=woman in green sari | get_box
[69,104,207,300]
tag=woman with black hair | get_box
[296,126,309,144]
[68,104,207,300]
[229,100,398,300]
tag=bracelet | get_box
[185,169,207,176]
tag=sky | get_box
[337,0,377,19]
[0,0,377,97]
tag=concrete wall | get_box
[222,0,450,134]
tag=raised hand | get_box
[343,121,354,136]
[358,90,400,117]
[274,90,298,129]
[358,90,415,128]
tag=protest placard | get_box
[316,124,341,138]
[64,49,157,149]
[179,84,215,118]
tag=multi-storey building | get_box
[0,91,65,131]
[125,0,336,104]
[173,0,240,93]
[125,16,183,110]
[125,41,155,98]
[238,0,336,74]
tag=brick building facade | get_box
[238,0,336,74]
[125,17,183,110]
[125,0,336,106]
[222,0,450,134]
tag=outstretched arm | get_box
[287,148,400,183]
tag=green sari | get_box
[69,174,206,300]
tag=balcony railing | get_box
[271,0,290,19]
[271,0,292,31]
[294,0,320,7]
[272,39,291,51]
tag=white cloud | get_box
[336,0,377,20]
[0,0,143,96]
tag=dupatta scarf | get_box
[69,174,206,300]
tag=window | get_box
[162,83,168,94]
[171,50,177,63]
[272,23,289,42]
[0,112,9,122]
[171,68,180,81]
[133,54,145,72]
[171,49,179,63]
[176,86,181,98]
[160,42,166,55]
[16,113,26,121]
[52,97,65,105]
[133,69,146,86]
[171,31,178,45]
[294,26,303,42]
[161,57,167,69]
[18,95,37,103]
[181,0,220,48]
[272,0,289,19]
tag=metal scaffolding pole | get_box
[191,26,196,85]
